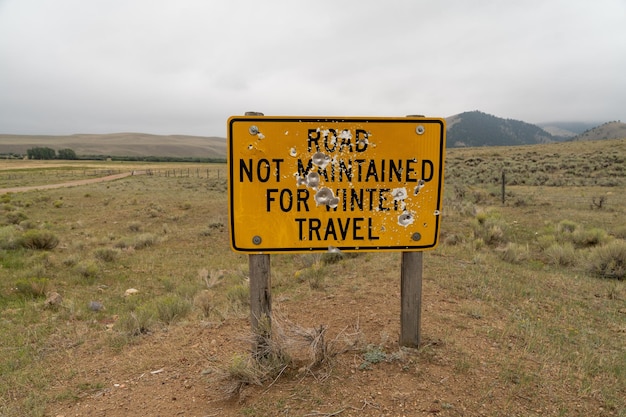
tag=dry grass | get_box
[0,139,624,416]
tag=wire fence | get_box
[0,168,228,189]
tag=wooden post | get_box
[400,251,423,347]
[244,111,272,358]
[400,114,426,348]
[249,253,271,357]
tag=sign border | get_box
[228,116,446,253]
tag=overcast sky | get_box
[1,0,625,137]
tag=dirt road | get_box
[0,171,144,194]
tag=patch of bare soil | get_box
[47,269,603,417]
[0,172,141,195]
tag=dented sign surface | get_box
[227,116,446,253]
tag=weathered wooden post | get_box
[244,111,272,357]
[400,114,426,348]
[249,252,271,357]
[400,251,423,347]
[501,170,506,205]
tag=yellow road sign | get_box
[228,116,446,253]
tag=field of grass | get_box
[0,139,624,416]
[0,160,226,189]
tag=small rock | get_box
[89,301,105,311]
[124,288,139,297]
[45,292,63,307]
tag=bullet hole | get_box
[312,152,331,169]
[306,172,321,188]
[398,212,414,227]
[315,187,335,206]
[391,187,408,201]
[414,179,426,195]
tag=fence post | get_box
[501,170,506,205]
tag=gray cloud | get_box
[1,0,625,136]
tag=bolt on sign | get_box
[228,116,446,253]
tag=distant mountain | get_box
[572,121,626,141]
[0,133,226,159]
[2,114,622,158]
[536,121,600,138]
[446,111,556,147]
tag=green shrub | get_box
[19,220,36,230]
[75,261,100,279]
[200,221,224,236]
[557,220,578,234]
[115,233,157,250]
[472,213,508,246]
[571,228,609,248]
[19,230,59,250]
[226,283,250,307]
[116,305,156,336]
[321,252,344,265]
[5,210,27,225]
[194,290,214,317]
[498,243,530,264]
[133,233,158,249]
[128,221,142,232]
[15,278,49,298]
[225,353,271,388]
[544,242,578,266]
[444,199,477,217]
[443,233,465,246]
[536,234,557,251]
[587,240,626,280]
[93,248,120,262]
[0,226,20,250]
[473,238,485,251]
[469,188,489,204]
[155,295,193,324]
[114,237,133,249]
[359,345,388,370]
[63,254,80,267]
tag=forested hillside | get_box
[447,111,556,147]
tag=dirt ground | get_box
[0,171,138,195]
[44,266,607,417]
[2,173,615,417]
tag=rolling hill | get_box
[0,133,226,159]
[572,121,626,141]
[446,111,557,147]
[536,121,601,138]
[2,113,623,158]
